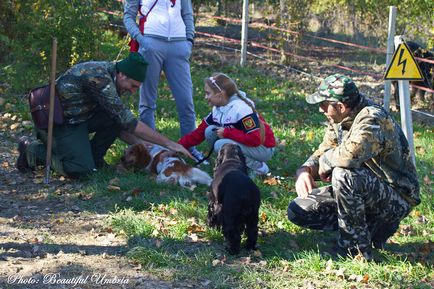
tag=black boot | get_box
[371,221,400,249]
[16,136,33,173]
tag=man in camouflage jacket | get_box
[17,52,191,178]
[287,74,420,260]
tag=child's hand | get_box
[216,128,225,138]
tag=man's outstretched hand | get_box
[166,142,194,160]
[295,166,317,198]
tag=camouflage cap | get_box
[306,74,359,104]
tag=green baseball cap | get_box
[306,74,359,104]
[116,52,148,82]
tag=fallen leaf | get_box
[423,175,432,185]
[131,188,141,197]
[212,259,221,266]
[240,256,251,264]
[306,131,314,141]
[260,212,267,223]
[411,210,421,217]
[10,123,19,130]
[335,267,346,279]
[325,259,333,272]
[263,177,281,186]
[361,273,369,283]
[188,184,197,191]
[253,250,262,258]
[400,225,414,236]
[187,223,205,234]
[107,185,121,191]
[109,177,120,186]
[415,146,426,154]
[79,193,92,200]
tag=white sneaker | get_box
[255,162,270,175]
[248,161,270,177]
[190,148,210,165]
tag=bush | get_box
[1,0,123,93]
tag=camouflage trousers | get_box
[287,167,412,253]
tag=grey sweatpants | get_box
[205,125,275,169]
[138,37,196,137]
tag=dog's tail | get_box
[188,167,213,186]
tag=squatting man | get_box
[287,74,420,261]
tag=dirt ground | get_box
[0,34,432,289]
[0,134,203,288]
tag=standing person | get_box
[178,73,276,176]
[287,74,420,260]
[123,0,204,161]
[16,52,192,178]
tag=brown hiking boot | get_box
[16,136,32,173]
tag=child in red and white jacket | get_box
[178,73,276,175]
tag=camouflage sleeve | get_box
[85,75,138,132]
[319,108,384,171]
[302,123,338,168]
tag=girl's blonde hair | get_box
[204,73,265,144]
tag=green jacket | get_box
[303,95,420,205]
[56,61,138,133]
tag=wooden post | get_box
[383,6,397,112]
[240,0,249,67]
[44,38,57,184]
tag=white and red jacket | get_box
[179,92,276,149]
[140,0,192,40]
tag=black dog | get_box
[207,143,261,255]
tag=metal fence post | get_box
[383,6,397,112]
[240,0,249,67]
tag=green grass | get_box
[101,63,434,288]
[2,52,432,288]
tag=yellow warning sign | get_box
[384,42,424,80]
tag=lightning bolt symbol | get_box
[397,48,407,75]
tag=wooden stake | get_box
[44,38,57,184]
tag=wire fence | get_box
[99,8,434,94]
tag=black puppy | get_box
[207,143,261,255]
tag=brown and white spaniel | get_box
[119,142,212,188]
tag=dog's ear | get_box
[134,144,151,168]
[236,146,246,164]
[215,148,225,170]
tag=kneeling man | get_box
[287,74,420,260]
[17,52,191,178]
